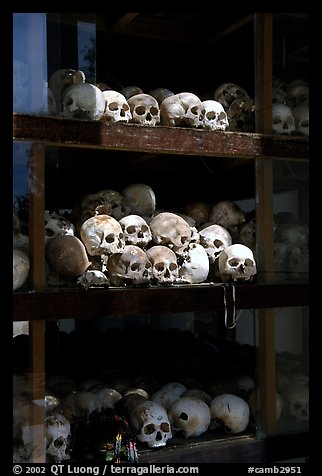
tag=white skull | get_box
[62,83,106,121]
[288,83,309,107]
[119,215,152,248]
[151,389,180,412]
[80,214,125,256]
[45,235,91,279]
[129,400,172,448]
[201,99,229,131]
[161,382,187,396]
[199,224,232,264]
[94,388,122,410]
[149,212,192,255]
[77,269,109,289]
[13,249,30,291]
[102,90,132,123]
[182,389,212,406]
[272,103,295,135]
[107,245,153,286]
[128,93,161,126]
[45,413,71,462]
[218,244,257,282]
[209,200,245,242]
[122,183,156,217]
[146,245,179,284]
[160,92,204,128]
[210,393,250,434]
[282,383,309,423]
[168,397,211,439]
[292,105,309,137]
[48,68,85,114]
[179,243,209,283]
[44,211,75,243]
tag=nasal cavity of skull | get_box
[54,437,66,448]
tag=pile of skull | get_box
[272,78,309,136]
[13,183,260,291]
[13,66,308,135]
[13,323,309,463]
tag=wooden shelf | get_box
[13,283,309,321]
[13,114,309,160]
[137,431,309,463]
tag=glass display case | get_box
[13,12,309,464]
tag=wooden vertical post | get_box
[254,13,277,436]
[28,143,46,462]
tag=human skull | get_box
[44,211,75,243]
[272,103,295,135]
[101,90,132,123]
[179,243,209,283]
[238,219,256,254]
[201,100,229,131]
[128,93,161,126]
[74,190,130,228]
[161,382,188,396]
[218,244,257,282]
[288,83,309,107]
[183,201,209,227]
[94,388,123,410]
[120,85,144,99]
[80,214,125,256]
[77,269,109,289]
[148,87,175,105]
[149,212,192,255]
[45,235,91,278]
[122,183,156,217]
[168,397,211,438]
[62,83,106,121]
[129,400,172,448]
[272,86,292,107]
[151,389,180,412]
[214,82,251,110]
[45,413,71,462]
[48,68,85,114]
[160,92,204,128]
[119,215,152,249]
[182,389,212,406]
[210,393,250,434]
[146,246,179,284]
[199,224,232,264]
[281,383,309,423]
[107,245,153,286]
[209,200,245,242]
[292,105,309,137]
[13,249,30,291]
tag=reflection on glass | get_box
[13,13,49,114]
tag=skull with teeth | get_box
[119,215,152,249]
[218,243,257,282]
[107,245,153,286]
[146,245,179,285]
[129,400,172,448]
[128,93,161,126]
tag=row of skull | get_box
[13,64,309,135]
[13,203,258,291]
[14,360,308,463]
